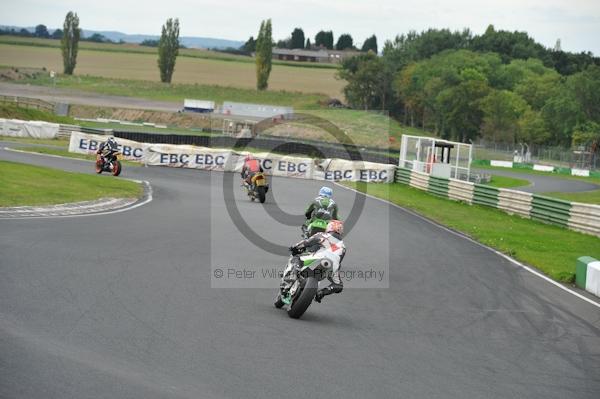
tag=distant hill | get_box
[0,25,244,49]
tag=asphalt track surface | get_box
[0,82,181,113]
[475,168,599,193]
[1,148,600,399]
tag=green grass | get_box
[11,146,141,167]
[544,190,600,205]
[0,160,142,206]
[78,120,213,135]
[0,136,69,147]
[473,162,600,185]
[0,104,76,124]
[487,175,530,188]
[345,182,600,283]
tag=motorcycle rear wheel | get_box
[257,186,266,203]
[287,277,318,319]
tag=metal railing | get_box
[0,95,54,113]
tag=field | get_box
[0,42,345,97]
[0,36,340,69]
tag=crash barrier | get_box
[113,131,398,165]
[476,159,600,179]
[576,257,600,297]
[69,132,396,182]
[58,124,109,138]
[0,118,59,138]
[394,167,600,237]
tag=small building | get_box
[399,135,473,181]
[221,101,293,119]
[183,99,215,113]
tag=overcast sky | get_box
[2,0,599,54]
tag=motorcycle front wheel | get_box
[287,277,318,319]
[111,160,122,176]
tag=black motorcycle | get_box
[95,150,122,176]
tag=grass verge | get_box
[544,190,600,205]
[10,146,141,167]
[0,160,142,206]
[0,104,76,124]
[0,136,69,147]
[18,73,327,109]
[345,182,600,283]
[487,175,530,188]
[473,163,600,185]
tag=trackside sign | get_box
[68,132,395,182]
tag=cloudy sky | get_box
[2,0,599,54]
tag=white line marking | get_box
[335,182,600,309]
[1,181,153,220]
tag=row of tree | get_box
[338,26,600,147]
[56,12,181,84]
[242,29,378,53]
[0,25,121,44]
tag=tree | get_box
[157,18,180,83]
[518,109,550,144]
[291,28,305,49]
[315,30,334,49]
[242,36,256,53]
[337,53,393,110]
[35,24,49,38]
[275,38,291,49]
[361,35,377,53]
[480,90,528,143]
[51,29,63,39]
[336,34,354,50]
[572,121,600,147]
[567,65,600,122]
[305,38,311,49]
[86,33,109,43]
[141,39,159,47]
[255,19,273,90]
[61,11,80,75]
[541,90,583,146]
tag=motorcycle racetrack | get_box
[1,147,600,399]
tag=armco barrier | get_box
[473,184,499,207]
[569,203,600,236]
[576,256,600,297]
[395,167,600,237]
[428,176,449,198]
[531,195,571,227]
[395,167,411,185]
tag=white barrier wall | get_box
[490,160,513,168]
[0,118,59,139]
[69,132,395,182]
[69,131,147,162]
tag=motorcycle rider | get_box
[240,154,263,186]
[96,136,119,161]
[303,186,339,235]
[282,219,346,303]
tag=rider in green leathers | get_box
[303,186,339,236]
